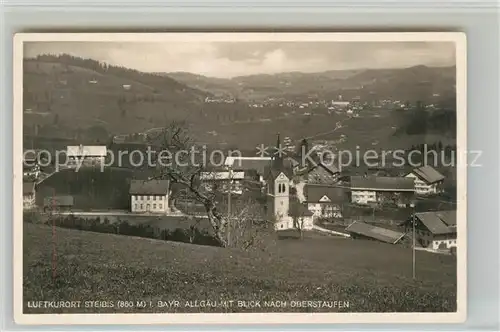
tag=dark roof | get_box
[346,221,406,244]
[411,166,445,184]
[306,165,339,184]
[305,184,346,203]
[23,182,35,195]
[309,152,340,173]
[43,195,74,207]
[415,210,457,235]
[319,162,340,175]
[350,176,414,191]
[129,179,170,195]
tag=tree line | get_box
[24,212,220,247]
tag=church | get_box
[265,134,314,231]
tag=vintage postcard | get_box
[13,32,467,325]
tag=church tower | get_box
[266,133,292,229]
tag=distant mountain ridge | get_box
[167,65,456,102]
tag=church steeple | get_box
[272,133,284,169]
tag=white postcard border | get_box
[12,31,467,325]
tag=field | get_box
[23,223,457,313]
[36,167,149,210]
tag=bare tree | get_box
[147,121,271,249]
[289,202,310,240]
[222,197,274,251]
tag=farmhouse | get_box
[350,175,415,207]
[23,182,36,210]
[405,210,457,250]
[199,170,245,195]
[304,184,345,219]
[43,195,74,211]
[224,156,271,182]
[345,221,406,244]
[66,145,107,168]
[291,139,341,184]
[129,179,170,214]
[303,161,341,184]
[405,165,445,195]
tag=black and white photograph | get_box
[14,32,467,324]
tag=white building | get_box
[129,180,170,214]
[224,156,271,183]
[405,210,457,250]
[66,145,107,168]
[304,184,345,219]
[23,182,36,210]
[199,170,245,194]
[331,101,350,107]
[405,166,445,195]
[350,175,415,207]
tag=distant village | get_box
[203,93,442,113]
[22,128,457,255]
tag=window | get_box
[153,204,156,209]
[140,204,143,209]
[159,204,162,209]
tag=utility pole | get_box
[227,175,232,247]
[412,204,416,280]
[51,188,57,281]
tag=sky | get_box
[24,41,456,78]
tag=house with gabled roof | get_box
[350,175,415,207]
[405,165,445,195]
[291,139,341,184]
[403,210,457,250]
[129,179,170,214]
[304,184,346,219]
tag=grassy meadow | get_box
[23,223,457,313]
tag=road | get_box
[53,209,209,218]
